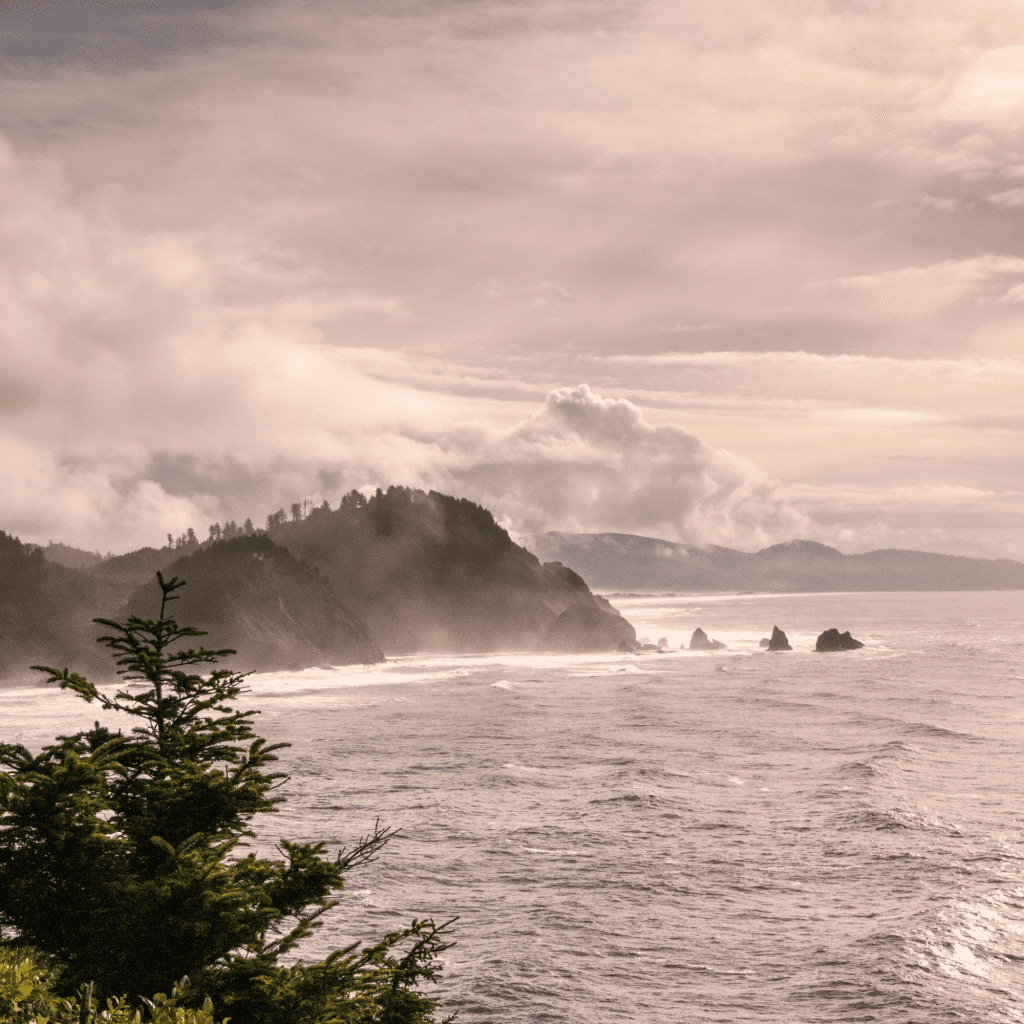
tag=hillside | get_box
[0,490,637,678]
[527,533,1024,593]
[91,544,182,598]
[0,531,122,682]
[267,486,629,653]
[126,534,383,671]
[37,541,105,571]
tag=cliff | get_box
[268,486,626,654]
[1,490,639,679]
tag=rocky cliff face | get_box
[542,603,636,653]
[126,535,383,671]
[269,487,629,654]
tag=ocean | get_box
[3,590,1024,1022]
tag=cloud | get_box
[3,0,1023,366]
[0,434,212,554]
[987,186,1024,207]
[443,384,810,549]
[812,255,1024,324]
[0,128,479,544]
[944,45,1024,119]
[783,480,1024,561]
[919,195,963,213]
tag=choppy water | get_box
[4,591,1024,1022]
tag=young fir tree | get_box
[0,574,454,1024]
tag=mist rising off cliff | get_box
[266,486,618,654]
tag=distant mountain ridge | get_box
[526,532,1024,592]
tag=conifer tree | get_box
[0,574,453,1024]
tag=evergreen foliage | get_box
[0,574,453,1024]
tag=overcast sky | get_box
[2,0,1024,558]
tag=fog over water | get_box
[4,590,1024,1021]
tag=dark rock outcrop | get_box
[767,626,792,651]
[758,638,770,648]
[689,627,726,651]
[617,638,642,653]
[543,602,637,653]
[815,628,864,652]
[656,637,668,648]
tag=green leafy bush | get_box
[0,574,453,1024]
[0,951,224,1024]
[0,946,57,1021]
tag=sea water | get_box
[3,591,1024,1022]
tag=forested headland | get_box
[0,487,631,681]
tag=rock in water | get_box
[617,638,643,653]
[815,628,864,652]
[544,603,638,652]
[657,637,669,648]
[689,627,726,651]
[767,625,792,651]
[758,638,770,648]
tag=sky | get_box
[1,0,1023,559]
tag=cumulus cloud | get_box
[944,45,1024,119]
[443,385,810,549]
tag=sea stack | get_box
[815,628,864,652]
[767,626,792,651]
[689,627,726,651]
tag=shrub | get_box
[0,950,225,1024]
